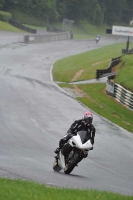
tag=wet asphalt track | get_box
[0,31,133,195]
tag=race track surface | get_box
[0,32,133,195]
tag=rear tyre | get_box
[53,159,61,172]
[64,152,79,174]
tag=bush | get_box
[0,10,12,22]
[9,9,46,26]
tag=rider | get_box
[54,111,96,157]
[96,35,100,42]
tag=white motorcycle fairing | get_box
[68,133,93,150]
[58,150,66,169]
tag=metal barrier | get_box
[106,80,133,111]
[96,57,122,79]
[98,52,133,111]
[9,18,37,34]
[114,84,133,110]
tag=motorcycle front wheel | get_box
[64,152,79,174]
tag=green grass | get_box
[115,55,133,92]
[0,20,46,33]
[78,83,133,132]
[0,178,132,200]
[53,43,131,83]
[52,21,111,39]
[0,20,24,32]
[0,10,12,17]
[23,24,47,30]
[59,83,133,133]
[72,21,111,38]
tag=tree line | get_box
[0,0,133,25]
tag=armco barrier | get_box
[9,18,37,34]
[114,84,133,110]
[96,56,123,79]
[122,48,133,54]
[24,32,72,44]
[47,26,63,32]
[106,80,133,111]
[96,51,133,79]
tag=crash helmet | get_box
[83,111,93,124]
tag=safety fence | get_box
[9,18,37,34]
[106,80,133,111]
[96,48,133,79]
[96,56,123,79]
[114,84,133,111]
[96,49,133,111]
[122,48,133,54]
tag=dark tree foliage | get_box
[98,0,127,25]
[0,0,5,9]
[121,0,133,24]
[1,0,133,25]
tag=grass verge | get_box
[53,43,132,83]
[59,83,133,133]
[0,20,24,32]
[115,55,133,92]
[72,21,111,39]
[0,178,132,200]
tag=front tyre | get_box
[64,152,79,174]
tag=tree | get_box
[98,0,127,25]
[0,0,5,9]
[65,0,85,23]
[122,0,133,24]
[84,0,104,25]
[56,0,67,21]
[2,0,132,26]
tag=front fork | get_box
[68,149,84,164]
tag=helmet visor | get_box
[85,117,92,124]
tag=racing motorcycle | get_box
[96,36,100,44]
[53,131,93,174]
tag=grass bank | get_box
[53,43,132,83]
[0,178,132,200]
[72,21,111,39]
[53,43,133,133]
[115,55,133,92]
[61,83,133,133]
[0,20,23,32]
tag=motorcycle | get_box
[53,131,93,174]
[96,36,100,44]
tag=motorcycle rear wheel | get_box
[64,152,79,174]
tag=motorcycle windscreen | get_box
[77,131,89,144]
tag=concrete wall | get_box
[24,32,72,44]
